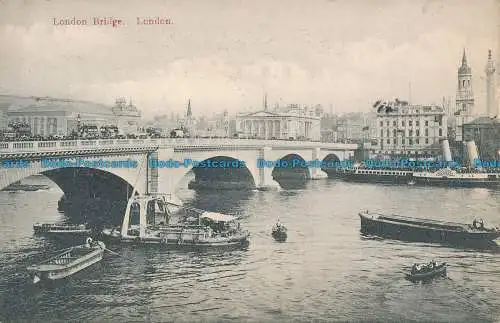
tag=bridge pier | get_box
[256,147,281,190]
[309,147,328,180]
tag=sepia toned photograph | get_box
[0,0,499,322]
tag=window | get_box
[393,121,396,126]
[425,121,429,126]
[386,129,389,137]
[409,139,413,145]
[425,129,428,136]
[402,121,405,127]
[380,121,383,127]
[393,129,396,137]
[409,120,413,126]
[393,139,396,144]
[416,129,420,136]
[386,121,389,126]
[387,139,390,144]
[409,130,413,137]
[416,120,420,126]
[439,129,442,136]
[425,138,429,144]
[416,138,419,144]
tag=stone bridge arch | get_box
[154,149,261,192]
[270,153,312,181]
[0,155,149,197]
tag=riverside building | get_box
[235,95,321,141]
[373,99,447,157]
[1,95,140,136]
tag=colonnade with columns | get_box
[237,118,317,140]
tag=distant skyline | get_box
[0,0,499,118]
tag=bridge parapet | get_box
[0,138,358,154]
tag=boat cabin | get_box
[121,194,174,237]
[200,212,239,235]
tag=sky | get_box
[0,0,499,119]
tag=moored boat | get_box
[27,238,105,284]
[33,223,91,235]
[271,221,287,242]
[412,168,500,188]
[101,193,250,249]
[359,210,500,247]
[2,180,50,192]
[336,167,414,184]
[405,261,447,282]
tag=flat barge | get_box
[359,211,500,247]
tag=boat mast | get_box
[121,155,147,237]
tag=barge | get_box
[359,211,500,247]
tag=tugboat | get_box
[101,193,250,249]
[27,237,105,284]
[359,210,500,247]
[271,220,287,242]
[405,261,447,282]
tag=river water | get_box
[0,176,499,322]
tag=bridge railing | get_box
[0,138,358,154]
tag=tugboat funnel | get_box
[441,139,452,162]
[465,140,480,167]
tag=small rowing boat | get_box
[405,261,447,282]
[27,238,105,284]
[33,223,91,235]
[271,221,287,242]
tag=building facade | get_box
[2,95,140,136]
[235,104,321,141]
[373,100,447,157]
[463,117,500,161]
[111,98,141,134]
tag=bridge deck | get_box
[0,139,358,158]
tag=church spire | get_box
[263,92,268,111]
[458,48,471,75]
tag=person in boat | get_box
[479,219,484,230]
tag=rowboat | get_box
[405,262,447,282]
[27,238,105,284]
[271,222,287,242]
[33,223,91,235]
